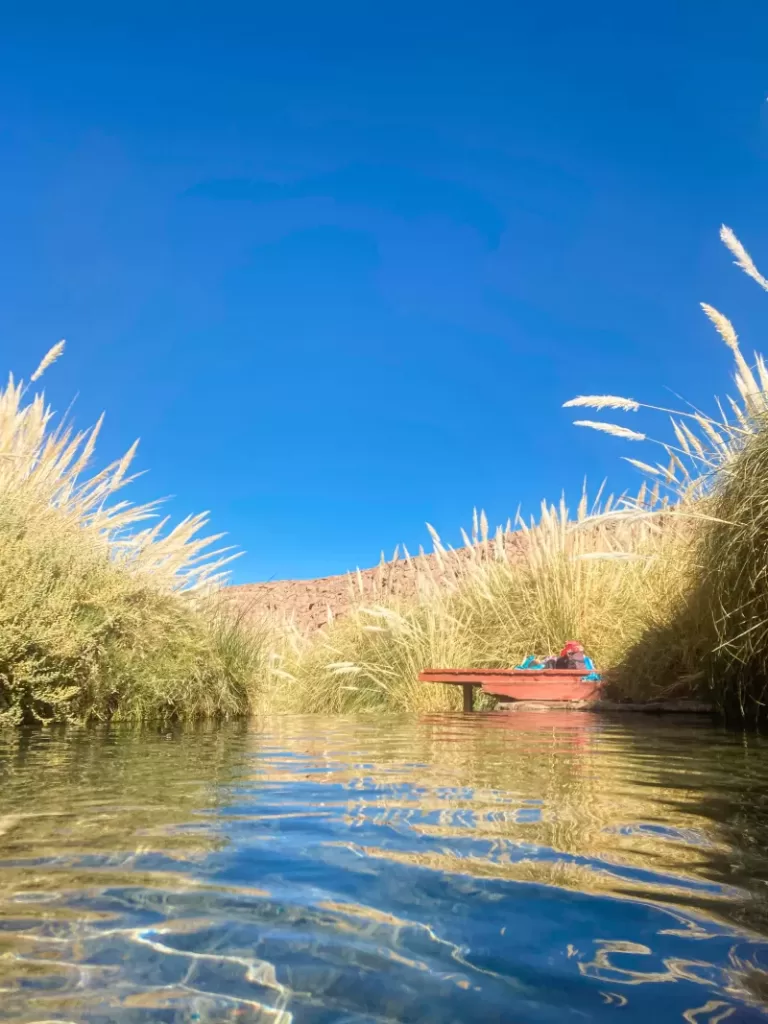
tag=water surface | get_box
[1,712,768,1022]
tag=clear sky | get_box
[1,2,767,583]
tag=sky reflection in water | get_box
[0,713,767,1022]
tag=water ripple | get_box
[0,714,767,1021]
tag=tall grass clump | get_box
[567,225,768,717]
[261,492,681,713]
[262,597,475,714]
[0,346,266,726]
[694,417,768,715]
[262,223,768,717]
[446,495,676,679]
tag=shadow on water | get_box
[0,713,767,1022]
[618,714,768,1009]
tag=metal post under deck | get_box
[462,683,474,712]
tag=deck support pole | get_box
[462,683,474,712]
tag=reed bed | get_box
[7,222,768,725]
[259,496,689,713]
[261,223,768,719]
[0,346,267,725]
[675,419,768,717]
[564,224,768,715]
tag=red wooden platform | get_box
[417,668,603,711]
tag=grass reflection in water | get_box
[0,714,767,1022]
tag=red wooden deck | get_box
[418,668,603,710]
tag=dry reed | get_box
[257,224,768,719]
[0,347,267,725]
[565,225,768,716]
[10,222,768,724]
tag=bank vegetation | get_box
[4,223,768,725]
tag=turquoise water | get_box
[1,713,768,1022]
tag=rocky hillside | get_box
[226,533,526,633]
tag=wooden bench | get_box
[417,668,603,711]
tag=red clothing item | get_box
[559,641,585,659]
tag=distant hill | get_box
[226,533,525,633]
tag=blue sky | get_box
[1,2,767,582]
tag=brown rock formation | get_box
[226,533,525,633]
[225,510,668,634]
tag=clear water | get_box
[1,713,768,1023]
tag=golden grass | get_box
[8,222,768,725]
[563,225,768,715]
[0,346,267,725]
[257,493,689,713]
[256,223,768,719]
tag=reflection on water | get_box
[0,713,768,1021]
